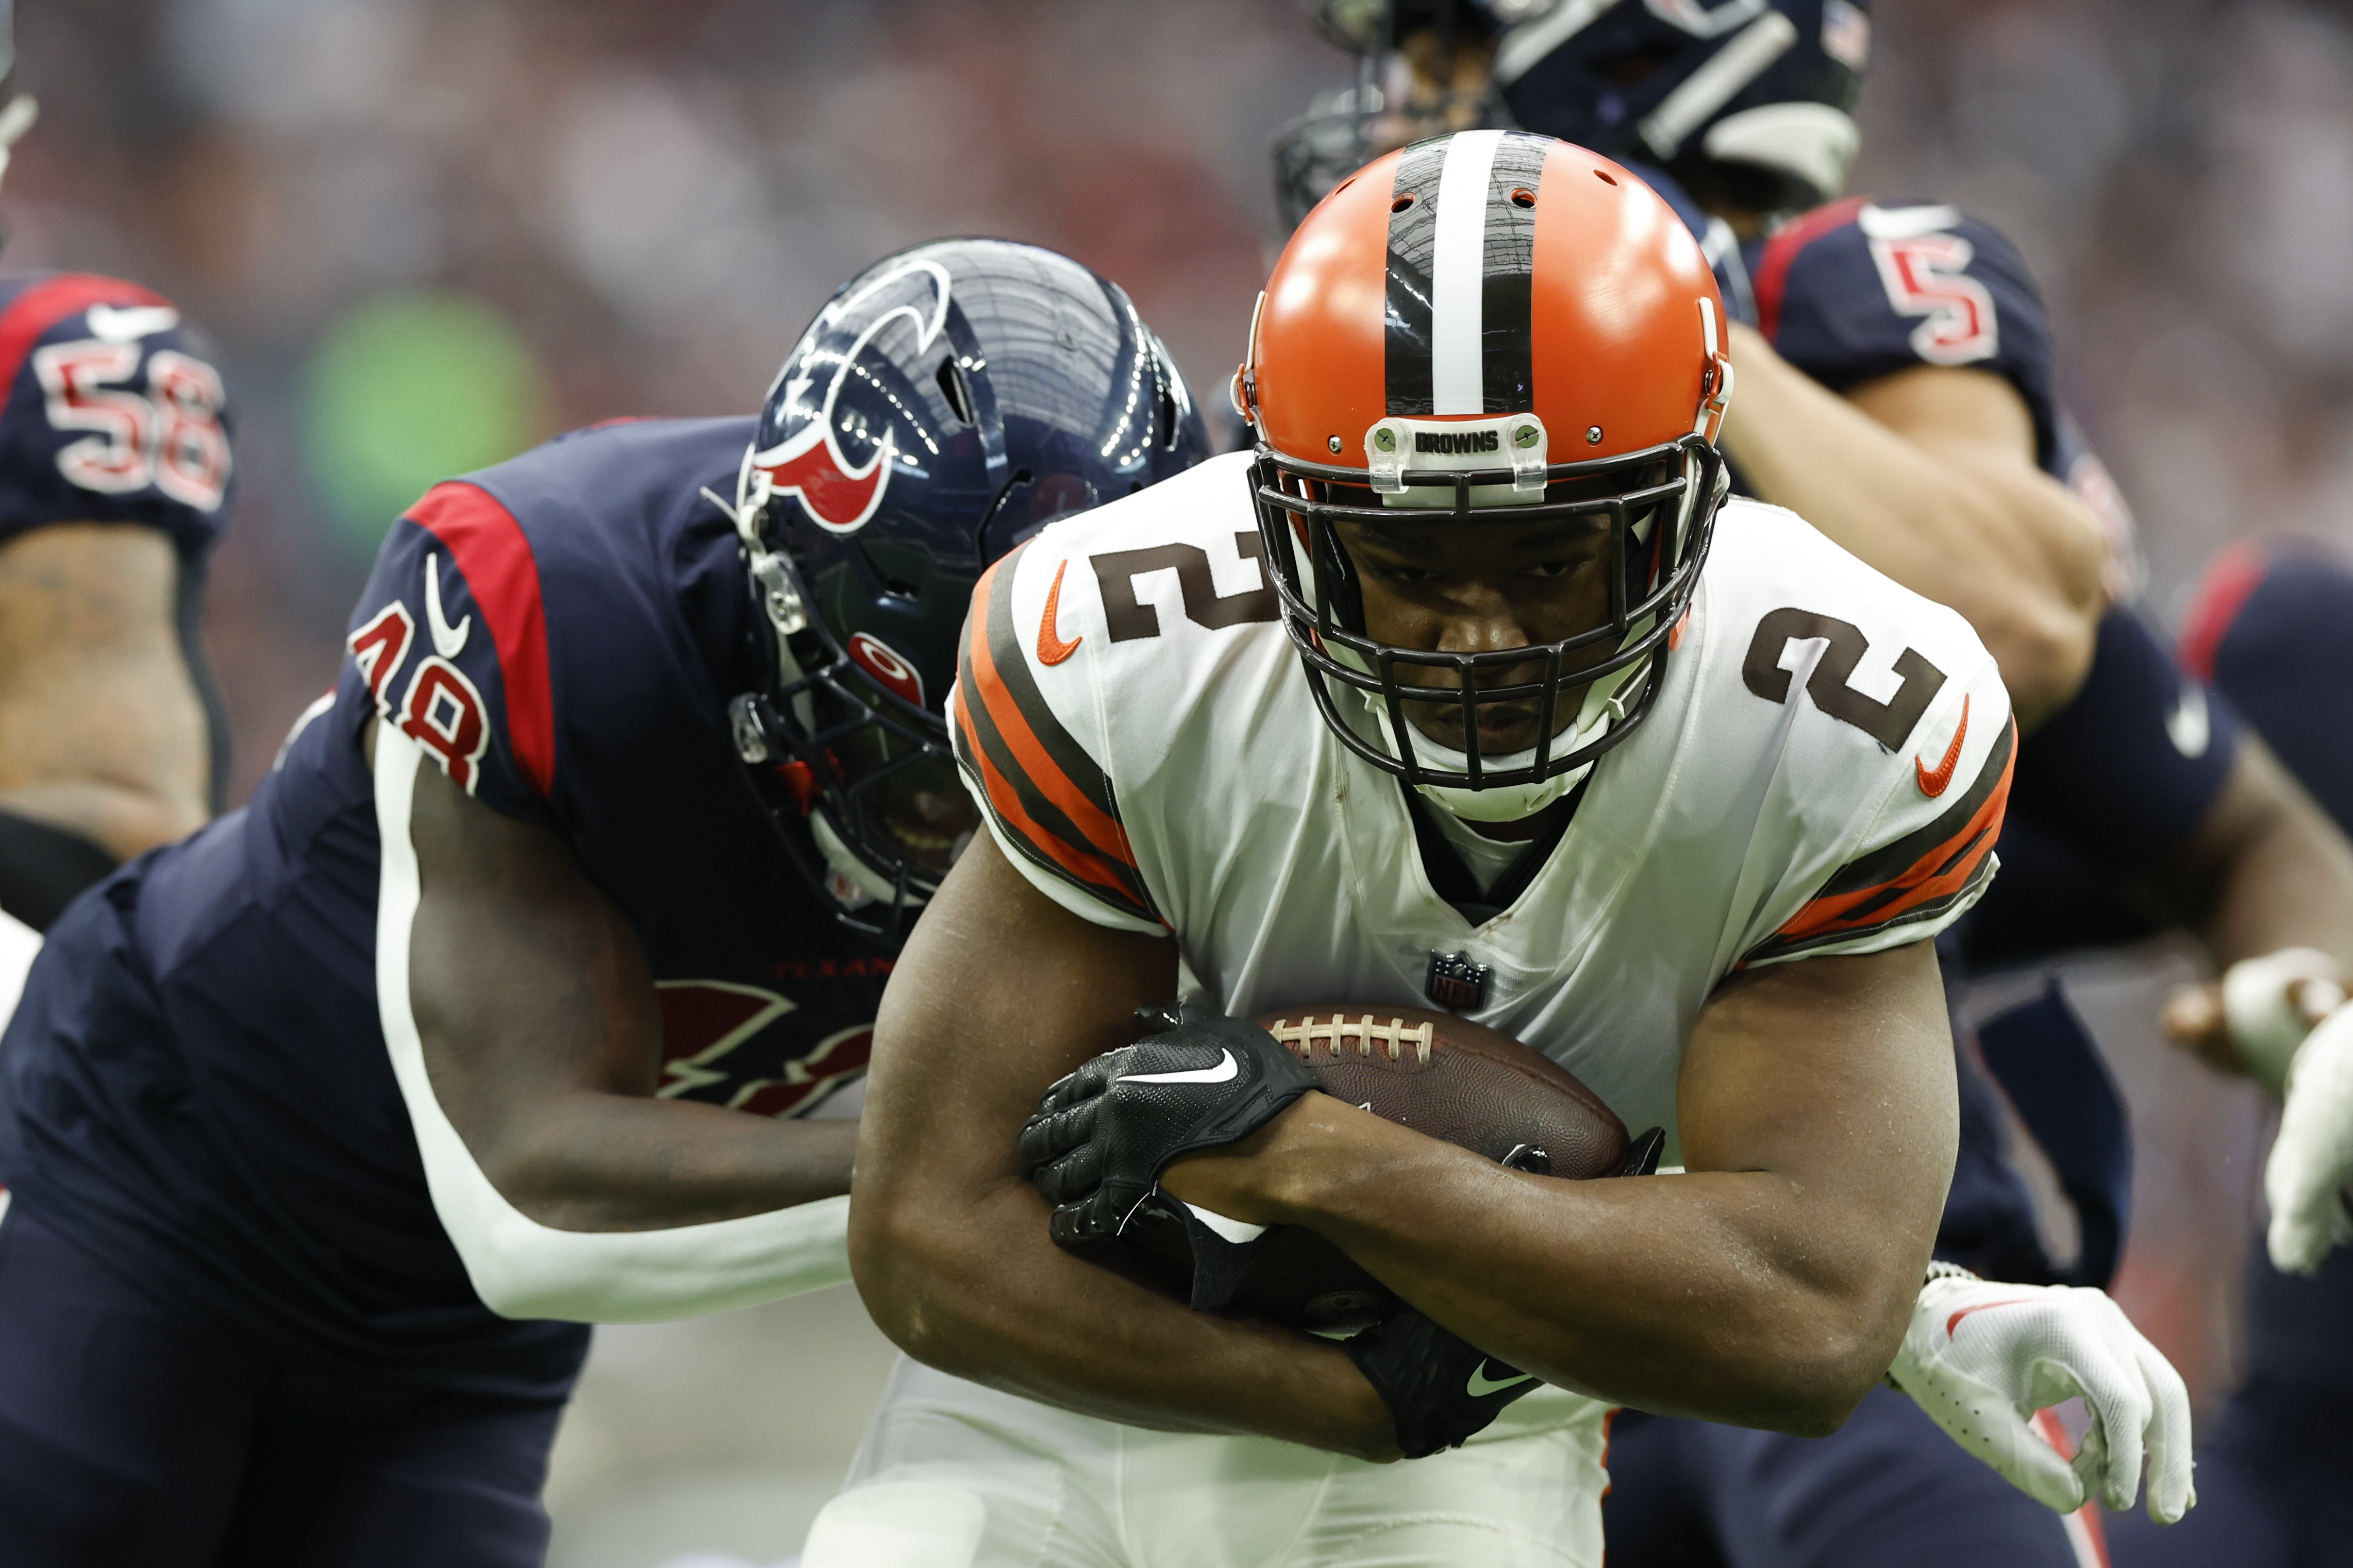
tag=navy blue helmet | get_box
[1495,0,1871,213]
[726,238,1211,942]
[1274,1,1870,231]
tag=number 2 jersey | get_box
[954,451,2014,1160]
[0,416,888,1398]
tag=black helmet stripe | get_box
[1383,131,1547,419]
[1478,133,1547,412]
[1382,139,1446,417]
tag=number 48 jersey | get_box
[953,452,2015,1159]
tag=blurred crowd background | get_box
[11,0,2351,1561]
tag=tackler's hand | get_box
[1019,1001,1323,1251]
[1888,1268,2194,1525]
[2267,1002,2353,1274]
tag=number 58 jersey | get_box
[953,453,2015,1158]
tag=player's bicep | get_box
[861,829,1176,1197]
[1680,940,1957,1283]
[401,744,662,1166]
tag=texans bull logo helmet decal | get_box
[748,257,953,535]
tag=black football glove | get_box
[1020,1001,1324,1264]
[1345,1306,1541,1459]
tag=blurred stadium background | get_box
[10,0,2350,1560]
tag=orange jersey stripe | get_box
[1775,722,2016,945]
[959,695,1154,911]
[961,562,1140,871]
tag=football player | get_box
[0,12,216,989]
[0,272,232,950]
[811,130,2014,1568]
[0,239,1209,1567]
[1313,2,2353,1563]
[2098,544,2353,1566]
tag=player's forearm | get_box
[2187,744,2353,972]
[470,1094,859,1230]
[849,1171,1399,1460]
[1722,332,2099,726]
[1172,1097,1922,1435]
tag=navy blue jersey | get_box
[1748,197,2059,470]
[0,417,887,1396]
[0,273,232,561]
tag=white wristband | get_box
[2223,947,2345,1093]
[374,723,852,1323]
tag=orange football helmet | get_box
[1237,129,1734,803]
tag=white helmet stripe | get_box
[1638,9,1799,160]
[1429,129,1508,416]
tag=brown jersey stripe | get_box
[974,549,1127,841]
[953,558,1161,923]
[955,685,1162,925]
[1754,720,2016,958]
[1742,854,1998,966]
[1809,716,2015,900]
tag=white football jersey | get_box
[952,450,2012,1160]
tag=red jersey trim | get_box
[0,273,175,400]
[2177,540,2268,683]
[404,482,557,797]
[1753,196,1871,342]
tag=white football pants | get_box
[800,1355,1609,1568]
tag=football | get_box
[1110,1003,1656,1330]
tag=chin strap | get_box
[1377,625,1659,823]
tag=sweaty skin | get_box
[854,522,1961,1449]
[0,523,210,858]
[857,833,1956,1446]
[851,835,1407,1460]
[392,731,858,1233]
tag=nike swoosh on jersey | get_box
[1037,558,1082,666]
[1116,1048,1239,1085]
[2166,682,2210,758]
[85,302,180,342]
[1944,1296,2041,1339]
[1466,1360,1535,1397]
[424,550,473,658]
[1915,693,1970,798]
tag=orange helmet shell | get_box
[1244,133,1729,466]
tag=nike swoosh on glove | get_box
[1344,1306,1539,1458]
[2266,1003,2353,1274]
[1887,1271,2195,1524]
[1019,1002,1323,1257]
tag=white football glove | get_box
[2267,1001,2353,1274]
[1887,1269,2194,1524]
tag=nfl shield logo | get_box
[1424,950,1490,1011]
